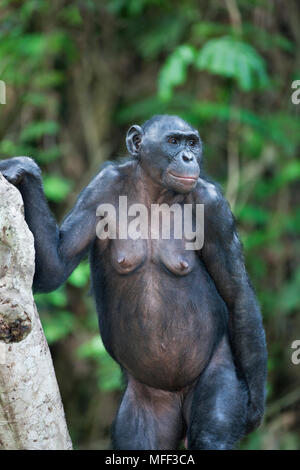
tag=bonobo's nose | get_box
[182,154,194,163]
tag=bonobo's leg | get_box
[184,336,248,450]
[112,374,184,450]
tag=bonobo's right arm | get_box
[0,157,115,293]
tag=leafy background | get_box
[0,0,299,449]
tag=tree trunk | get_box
[0,173,72,450]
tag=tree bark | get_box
[0,173,72,450]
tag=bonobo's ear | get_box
[126,125,144,157]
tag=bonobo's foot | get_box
[0,156,41,186]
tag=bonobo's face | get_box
[126,115,202,194]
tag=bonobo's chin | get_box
[164,171,199,194]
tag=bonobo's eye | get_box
[168,137,178,145]
[188,139,196,147]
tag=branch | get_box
[225,0,242,34]
[0,173,72,450]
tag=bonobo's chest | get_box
[110,237,196,276]
[97,195,200,276]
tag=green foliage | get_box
[35,288,75,345]
[0,32,74,84]
[77,336,122,391]
[43,175,73,202]
[20,121,60,143]
[195,36,269,91]
[240,430,263,450]
[277,268,300,314]
[68,262,90,288]
[59,5,83,26]
[41,311,75,344]
[107,0,165,16]
[158,36,269,101]
[236,204,270,225]
[35,288,68,308]
[158,45,196,100]
[242,23,294,53]
[137,16,188,59]
[192,21,231,39]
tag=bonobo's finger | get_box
[0,157,41,185]
[1,165,26,185]
[0,159,17,183]
[15,156,41,178]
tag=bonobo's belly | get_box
[94,238,228,391]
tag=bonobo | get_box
[0,115,267,450]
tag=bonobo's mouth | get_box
[168,171,198,183]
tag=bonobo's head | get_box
[126,115,202,194]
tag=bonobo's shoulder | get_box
[96,158,136,183]
[96,161,121,182]
[194,177,234,228]
[194,177,224,207]
[80,161,122,206]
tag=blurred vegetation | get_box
[0,0,299,450]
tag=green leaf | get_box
[137,16,187,59]
[59,6,83,26]
[97,356,122,391]
[37,145,61,164]
[236,205,270,225]
[195,36,269,91]
[20,120,60,142]
[280,161,300,185]
[23,92,48,107]
[43,175,73,202]
[41,311,74,344]
[68,262,90,288]
[35,288,68,308]
[0,139,17,155]
[158,45,197,100]
[32,70,65,88]
[192,22,230,39]
[77,336,122,391]
[77,336,106,359]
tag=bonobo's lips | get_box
[168,171,198,184]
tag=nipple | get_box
[118,256,129,267]
[180,260,189,270]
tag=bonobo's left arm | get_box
[196,180,267,432]
[0,157,115,293]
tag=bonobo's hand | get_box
[0,156,41,186]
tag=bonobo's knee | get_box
[188,409,247,450]
[189,431,236,450]
[187,360,248,450]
